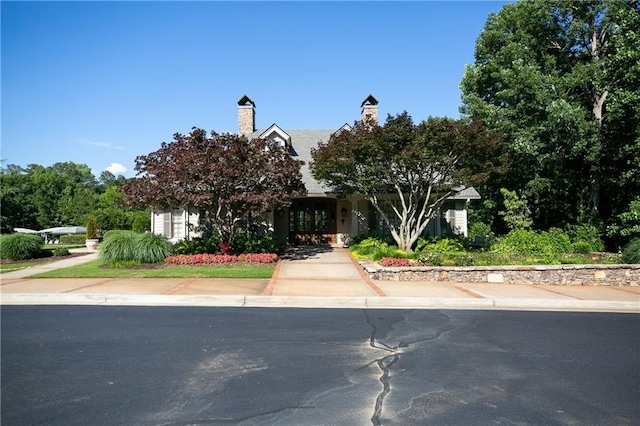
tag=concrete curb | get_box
[1,293,638,313]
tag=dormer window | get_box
[259,124,291,148]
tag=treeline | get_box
[0,161,149,233]
[460,0,640,250]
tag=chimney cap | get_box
[238,94,255,107]
[360,94,378,107]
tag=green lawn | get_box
[31,259,275,279]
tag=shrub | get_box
[492,228,571,259]
[101,231,172,264]
[0,233,44,260]
[418,252,442,266]
[466,222,495,250]
[53,247,70,257]
[540,228,572,255]
[173,235,221,255]
[133,233,173,264]
[86,217,99,239]
[99,231,138,264]
[59,234,86,244]
[131,215,148,233]
[235,233,279,254]
[102,230,132,241]
[565,223,605,253]
[416,237,465,254]
[622,238,640,264]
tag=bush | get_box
[86,217,99,239]
[100,231,172,265]
[102,229,134,241]
[173,235,221,255]
[565,223,605,253]
[349,237,408,261]
[0,233,44,260]
[59,234,86,244]
[622,238,640,264]
[416,237,465,254]
[99,231,138,264]
[133,233,173,264]
[492,228,571,258]
[53,247,70,257]
[238,233,279,254]
[131,214,149,233]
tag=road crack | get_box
[363,310,456,425]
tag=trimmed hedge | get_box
[59,234,86,244]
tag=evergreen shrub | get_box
[53,247,70,257]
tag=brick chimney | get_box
[361,94,378,126]
[237,94,255,135]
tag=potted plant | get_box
[85,217,99,251]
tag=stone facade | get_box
[238,95,255,135]
[362,262,640,286]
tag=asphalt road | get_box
[1,306,638,425]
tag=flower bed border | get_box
[165,253,278,265]
[360,261,640,286]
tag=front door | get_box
[289,198,337,244]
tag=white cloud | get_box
[106,163,127,175]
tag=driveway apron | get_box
[264,246,383,297]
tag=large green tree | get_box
[460,0,640,236]
[311,113,506,252]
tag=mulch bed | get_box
[0,252,87,265]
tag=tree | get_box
[460,0,640,235]
[498,188,533,230]
[122,128,305,243]
[310,113,506,252]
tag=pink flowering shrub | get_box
[379,257,412,267]
[165,253,278,265]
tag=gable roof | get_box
[247,128,335,195]
[246,126,482,200]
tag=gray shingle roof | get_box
[246,128,482,200]
[247,129,336,196]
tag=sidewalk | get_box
[1,247,638,312]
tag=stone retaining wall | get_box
[361,262,640,286]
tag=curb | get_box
[1,293,638,313]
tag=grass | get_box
[31,260,275,279]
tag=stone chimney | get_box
[360,94,378,126]
[237,94,255,135]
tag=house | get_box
[150,95,481,246]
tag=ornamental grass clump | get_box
[133,233,173,264]
[0,233,44,260]
[99,231,138,265]
[622,238,640,264]
[100,232,172,265]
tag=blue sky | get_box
[2,1,509,178]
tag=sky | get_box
[1,1,510,179]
